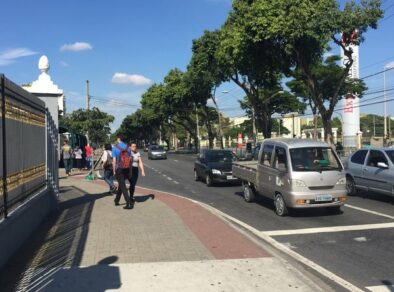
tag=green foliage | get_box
[60,107,114,146]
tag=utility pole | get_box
[86,80,90,146]
[373,115,376,137]
[86,80,90,111]
[384,69,387,142]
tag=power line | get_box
[360,66,394,80]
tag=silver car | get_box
[346,147,394,197]
[148,145,167,160]
[233,139,347,216]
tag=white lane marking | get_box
[173,160,179,162]
[345,204,394,220]
[354,237,367,242]
[262,222,394,237]
[167,177,173,181]
[366,284,394,291]
[173,181,179,184]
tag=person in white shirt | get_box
[73,146,83,171]
[129,143,146,200]
[102,144,116,193]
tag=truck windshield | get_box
[206,151,234,163]
[289,147,342,172]
[385,150,394,164]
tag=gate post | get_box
[1,75,8,218]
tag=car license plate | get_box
[315,195,332,202]
[227,175,236,180]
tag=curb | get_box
[135,186,362,292]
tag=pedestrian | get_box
[336,142,343,157]
[102,143,116,194]
[129,143,146,199]
[85,144,93,170]
[73,146,83,171]
[61,140,72,176]
[112,134,133,209]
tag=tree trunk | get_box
[321,113,333,144]
[257,110,273,139]
[202,106,215,149]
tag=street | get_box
[139,152,394,291]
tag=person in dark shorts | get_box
[129,143,146,198]
[112,135,133,209]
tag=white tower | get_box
[341,44,361,148]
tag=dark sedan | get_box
[194,149,240,186]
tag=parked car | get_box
[346,147,394,197]
[148,145,167,160]
[194,149,240,186]
[232,139,347,216]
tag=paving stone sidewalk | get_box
[0,172,327,292]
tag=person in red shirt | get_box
[85,144,93,169]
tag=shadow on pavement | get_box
[33,256,121,292]
[351,190,394,205]
[135,194,155,203]
[381,280,394,292]
[0,186,120,292]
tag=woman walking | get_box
[102,144,116,193]
[129,143,145,201]
[61,140,72,176]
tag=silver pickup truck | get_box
[232,139,347,216]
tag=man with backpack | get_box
[112,134,133,209]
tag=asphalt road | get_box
[138,152,394,291]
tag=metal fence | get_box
[0,75,48,219]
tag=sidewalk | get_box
[0,171,326,291]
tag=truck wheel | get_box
[194,170,199,181]
[274,194,288,216]
[205,174,213,187]
[243,183,255,203]
[346,176,357,196]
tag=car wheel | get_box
[346,176,357,196]
[243,183,255,203]
[194,170,199,181]
[274,194,288,216]
[205,174,213,187]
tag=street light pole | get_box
[384,68,387,140]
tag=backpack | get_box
[115,145,132,169]
[103,150,112,169]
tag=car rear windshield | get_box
[151,146,164,151]
[205,151,233,162]
[290,147,342,172]
[385,150,394,164]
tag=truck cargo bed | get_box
[232,161,258,185]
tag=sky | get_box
[1,0,394,131]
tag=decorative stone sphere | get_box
[38,55,50,73]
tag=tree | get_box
[214,7,304,139]
[186,30,225,148]
[139,69,200,150]
[60,107,114,146]
[233,0,383,142]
